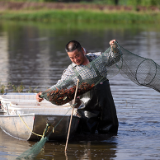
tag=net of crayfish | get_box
[42,82,95,105]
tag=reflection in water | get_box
[0,21,160,160]
[0,129,33,160]
[35,140,117,160]
[0,32,9,85]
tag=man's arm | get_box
[86,39,121,64]
[36,65,75,102]
[110,39,119,54]
[50,65,76,89]
[105,39,122,67]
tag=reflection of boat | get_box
[0,93,82,141]
[0,109,5,114]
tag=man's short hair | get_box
[65,40,82,52]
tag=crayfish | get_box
[42,82,95,105]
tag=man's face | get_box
[67,49,85,65]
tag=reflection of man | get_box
[36,40,120,135]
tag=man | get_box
[36,39,120,135]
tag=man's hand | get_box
[36,92,43,102]
[109,39,118,53]
[74,97,81,108]
[109,39,117,46]
[69,97,81,108]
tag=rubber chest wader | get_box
[72,55,119,134]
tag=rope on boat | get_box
[18,114,43,137]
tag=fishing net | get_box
[40,42,122,105]
[16,136,48,160]
[117,44,160,92]
[40,42,160,105]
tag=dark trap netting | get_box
[40,42,160,105]
[118,44,160,92]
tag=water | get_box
[0,21,160,160]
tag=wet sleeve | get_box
[105,45,122,66]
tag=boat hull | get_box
[0,113,79,141]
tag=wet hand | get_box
[109,39,118,46]
[109,39,118,53]
[36,92,43,102]
[74,97,81,108]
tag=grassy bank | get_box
[0,2,160,23]
[1,10,160,23]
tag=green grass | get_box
[0,10,160,23]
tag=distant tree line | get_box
[45,0,160,6]
[1,0,160,6]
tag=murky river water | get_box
[0,21,160,160]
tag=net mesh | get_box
[16,136,48,159]
[40,42,160,105]
[118,44,160,92]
